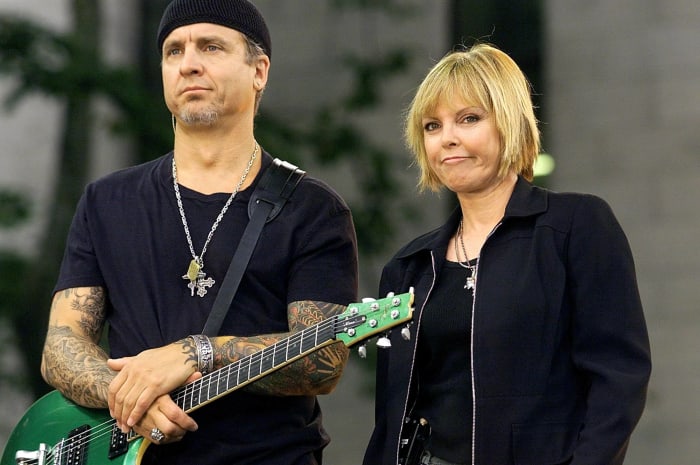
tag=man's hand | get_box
[131,394,199,444]
[107,340,200,432]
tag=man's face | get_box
[161,23,268,126]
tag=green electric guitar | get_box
[2,291,414,465]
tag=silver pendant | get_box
[464,275,476,291]
[182,260,215,297]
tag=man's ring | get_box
[150,427,165,442]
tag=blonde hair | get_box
[405,43,540,191]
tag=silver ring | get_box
[150,427,165,442]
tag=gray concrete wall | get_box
[545,1,700,463]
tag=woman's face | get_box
[422,98,502,194]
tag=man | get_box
[40,1,359,464]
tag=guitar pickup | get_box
[108,425,129,459]
[60,424,90,465]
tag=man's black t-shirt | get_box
[54,151,359,464]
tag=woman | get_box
[363,44,651,465]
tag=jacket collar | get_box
[395,176,548,259]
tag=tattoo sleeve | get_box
[211,301,350,396]
[41,287,114,408]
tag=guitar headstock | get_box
[334,290,414,347]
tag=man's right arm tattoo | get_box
[41,287,115,408]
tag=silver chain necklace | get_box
[172,143,258,297]
[455,219,478,291]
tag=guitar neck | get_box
[170,316,339,413]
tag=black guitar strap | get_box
[202,158,305,336]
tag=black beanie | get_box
[157,0,271,59]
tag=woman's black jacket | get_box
[363,177,651,465]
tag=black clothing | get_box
[414,262,473,461]
[55,151,359,465]
[363,177,651,465]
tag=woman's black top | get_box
[414,260,475,463]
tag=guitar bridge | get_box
[15,442,47,465]
[16,424,91,465]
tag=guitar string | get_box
[39,310,383,461]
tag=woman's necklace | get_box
[173,143,258,297]
[455,219,478,291]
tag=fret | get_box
[273,339,285,367]
[218,367,229,395]
[188,382,196,410]
[259,347,270,373]
[285,335,289,362]
[249,350,262,378]
[261,346,273,373]
[175,384,190,411]
[231,362,241,386]
[301,328,314,353]
[197,377,204,405]
[204,372,214,402]
[243,355,252,382]
[219,363,238,392]
[185,381,193,408]
[216,367,226,395]
[288,337,301,357]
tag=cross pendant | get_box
[183,273,216,297]
[182,262,215,297]
[464,276,475,291]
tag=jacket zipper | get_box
[470,260,479,465]
[395,251,438,465]
[470,221,502,465]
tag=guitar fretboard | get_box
[172,316,340,412]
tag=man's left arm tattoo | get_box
[212,301,349,396]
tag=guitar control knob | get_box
[358,344,367,359]
[376,336,392,348]
[401,326,411,341]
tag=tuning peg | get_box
[377,336,392,348]
[358,344,367,359]
[401,326,411,341]
[385,291,395,298]
[362,297,377,303]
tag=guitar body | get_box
[1,391,147,465]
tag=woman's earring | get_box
[171,114,176,133]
